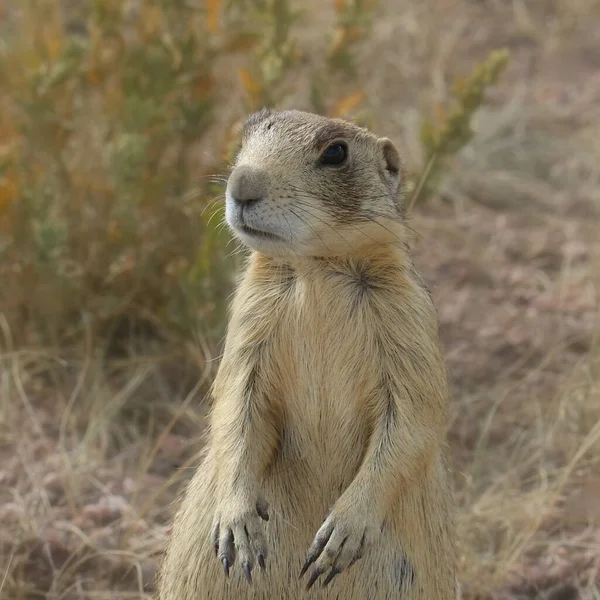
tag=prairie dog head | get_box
[225,109,404,259]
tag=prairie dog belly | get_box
[257,281,376,518]
[264,386,369,517]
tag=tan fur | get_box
[158,109,457,599]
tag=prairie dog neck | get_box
[251,241,410,282]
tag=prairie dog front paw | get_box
[300,503,380,589]
[212,496,270,583]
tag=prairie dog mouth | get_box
[238,223,284,241]
[225,198,286,243]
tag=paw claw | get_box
[211,523,220,556]
[306,568,321,590]
[256,499,270,521]
[213,501,269,581]
[302,508,376,586]
[242,562,253,583]
[299,555,315,578]
[323,566,341,587]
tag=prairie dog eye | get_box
[320,142,348,166]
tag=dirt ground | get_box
[1,1,599,599]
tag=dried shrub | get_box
[0,0,374,350]
[407,48,511,211]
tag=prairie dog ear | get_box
[378,137,401,175]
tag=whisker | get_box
[280,212,295,246]
[206,206,226,229]
[360,213,405,245]
[226,242,247,259]
[201,201,222,218]
[285,185,419,247]
[216,221,231,236]
[199,195,224,217]
[292,200,386,250]
[190,174,229,184]
[288,207,335,255]
[183,189,213,204]
[225,235,240,249]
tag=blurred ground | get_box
[1,1,599,599]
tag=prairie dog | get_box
[158,109,457,599]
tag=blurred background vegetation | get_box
[1,1,599,599]
[0,0,505,354]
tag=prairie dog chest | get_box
[280,268,376,431]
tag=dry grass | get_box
[1,0,600,599]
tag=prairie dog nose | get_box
[227,165,269,205]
